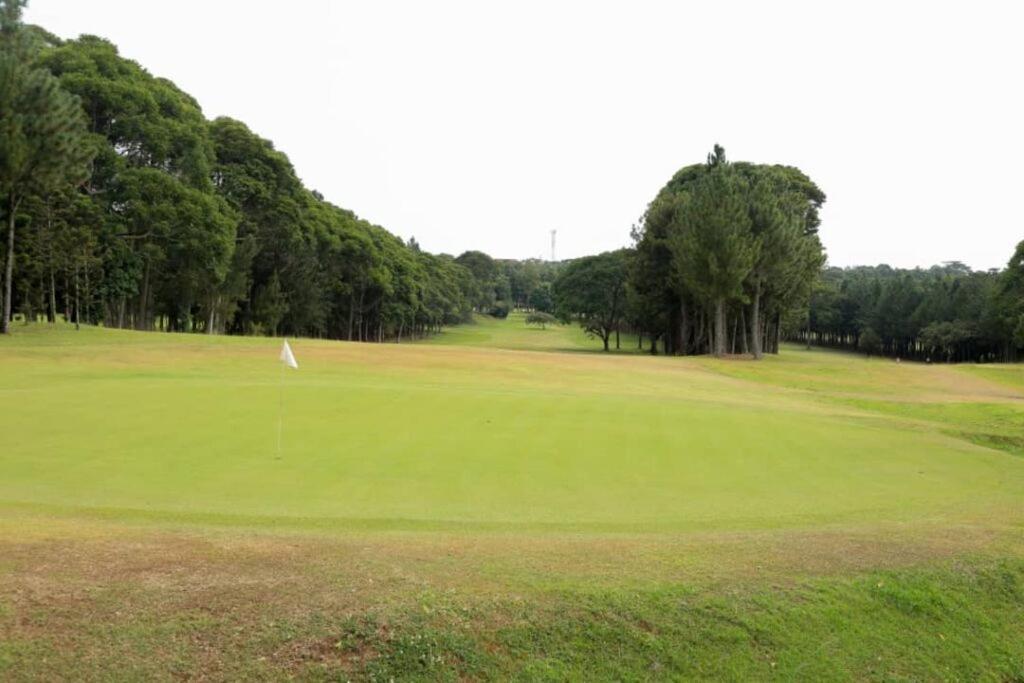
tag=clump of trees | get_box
[627,145,825,357]
[453,250,561,318]
[799,250,1024,362]
[0,0,567,344]
[0,5,486,341]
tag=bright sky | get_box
[27,1,1024,269]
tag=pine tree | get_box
[0,0,93,333]
[671,161,759,357]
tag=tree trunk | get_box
[695,309,705,355]
[740,307,749,355]
[207,295,217,334]
[347,291,356,341]
[48,266,57,323]
[2,194,18,334]
[679,300,690,356]
[750,281,763,359]
[73,262,81,331]
[137,260,150,331]
[602,331,610,351]
[714,298,726,357]
[83,261,91,325]
[774,312,782,353]
[615,327,620,350]
[356,287,365,342]
[47,207,57,323]
[22,279,33,324]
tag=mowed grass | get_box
[421,310,643,353]
[2,316,1022,531]
[2,315,1024,680]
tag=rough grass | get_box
[1,316,1023,680]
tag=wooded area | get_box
[800,254,1024,362]
[2,2,1023,362]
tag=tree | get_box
[528,281,553,313]
[743,167,824,358]
[0,0,93,333]
[671,163,758,356]
[553,250,628,351]
[630,147,824,357]
[253,269,287,336]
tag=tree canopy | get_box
[553,249,628,351]
[3,3,1024,365]
[0,0,93,332]
[801,256,1024,362]
[2,23,487,340]
[629,146,825,357]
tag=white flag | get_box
[280,339,299,369]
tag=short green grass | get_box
[422,310,644,353]
[1,315,1023,680]
[2,316,1021,531]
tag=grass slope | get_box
[1,316,1023,680]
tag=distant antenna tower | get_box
[550,229,557,262]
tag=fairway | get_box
[3,316,1024,680]
[3,315,1023,532]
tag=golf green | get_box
[2,314,1022,532]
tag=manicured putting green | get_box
[1,316,1023,531]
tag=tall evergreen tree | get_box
[0,0,93,332]
[671,163,759,356]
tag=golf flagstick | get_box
[277,339,299,457]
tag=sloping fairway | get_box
[421,310,643,353]
[2,317,1024,679]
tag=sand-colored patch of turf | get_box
[2,317,1023,679]
[0,517,1022,680]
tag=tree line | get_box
[4,1,1023,363]
[0,3,560,341]
[799,255,1024,362]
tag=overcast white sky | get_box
[26,1,1023,269]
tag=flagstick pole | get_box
[276,353,284,458]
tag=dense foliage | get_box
[3,2,1023,364]
[626,146,825,357]
[0,6,500,342]
[799,252,1024,362]
[552,249,628,351]
[0,0,93,333]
